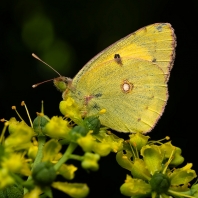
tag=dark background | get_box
[1,0,198,197]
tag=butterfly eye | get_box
[53,77,72,92]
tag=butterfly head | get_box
[53,76,73,93]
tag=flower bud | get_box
[59,164,77,180]
[33,115,49,136]
[92,142,111,156]
[32,162,56,186]
[83,116,100,134]
[77,135,95,152]
[70,126,89,142]
[81,152,100,171]
[149,172,170,193]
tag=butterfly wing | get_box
[74,23,176,83]
[66,23,176,133]
[69,58,168,133]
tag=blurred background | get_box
[1,0,198,197]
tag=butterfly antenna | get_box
[32,78,55,88]
[32,53,61,76]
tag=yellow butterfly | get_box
[40,23,176,133]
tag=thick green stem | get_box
[54,142,78,171]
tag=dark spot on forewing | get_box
[114,54,122,65]
[156,24,166,32]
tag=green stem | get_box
[0,122,8,143]
[69,154,84,161]
[10,172,25,184]
[24,135,46,194]
[151,191,157,198]
[32,135,46,169]
[168,189,196,198]
[54,142,78,171]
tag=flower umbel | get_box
[0,99,114,198]
[118,133,197,198]
[1,98,198,198]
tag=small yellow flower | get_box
[2,153,22,173]
[0,168,14,188]
[42,139,62,162]
[81,152,100,171]
[52,182,89,198]
[43,116,71,139]
[59,97,82,125]
[58,164,77,180]
[5,119,34,150]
